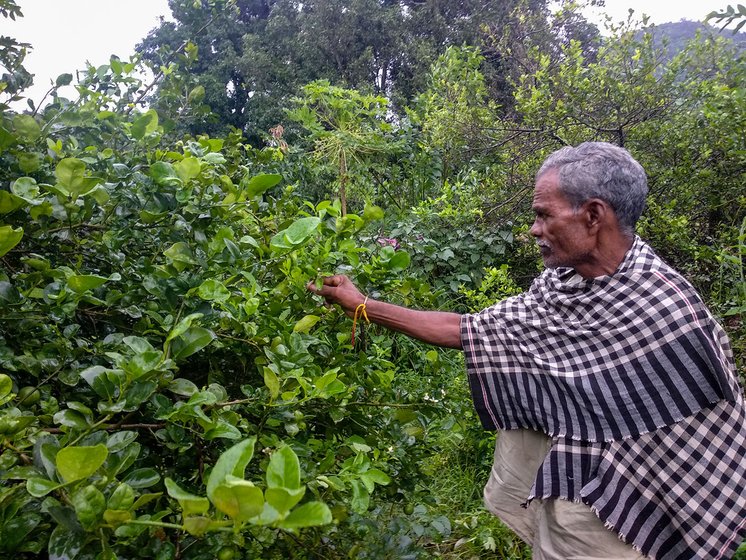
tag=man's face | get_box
[529,169,594,269]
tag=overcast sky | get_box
[6,0,730,109]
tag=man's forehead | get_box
[533,170,561,203]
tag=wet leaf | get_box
[276,501,332,529]
[267,445,300,490]
[56,444,109,483]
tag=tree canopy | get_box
[136,0,604,141]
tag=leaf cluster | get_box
[0,60,471,559]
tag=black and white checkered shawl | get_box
[461,237,746,559]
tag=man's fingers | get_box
[307,279,337,300]
[307,275,347,294]
[323,275,345,287]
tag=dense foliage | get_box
[1,1,744,558]
[0,56,497,558]
[135,0,600,141]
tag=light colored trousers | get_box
[484,429,648,560]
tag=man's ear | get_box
[584,199,607,231]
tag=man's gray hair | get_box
[537,142,648,236]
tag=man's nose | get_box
[529,221,540,237]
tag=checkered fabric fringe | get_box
[461,237,746,559]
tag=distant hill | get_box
[645,20,746,56]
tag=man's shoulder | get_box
[632,240,703,294]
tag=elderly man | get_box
[309,142,746,560]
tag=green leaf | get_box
[164,242,197,265]
[125,351,161,379]
[55,157,84,189]
[67,274,109,293]
[122,468,161,489]
[0,374,11,400]
[12,176,40,199]
[0,408,35,434]
[0,512,42,550]
[197,279,231,302]
[0,225,23,257]
[26,477,61,497]
[244,173,282,197]
[174,156,201,181]
[103,509,132,526]
[150,161,181,187]
[171,326,215,360]
[379,245,395,262]
[168,378,199,396]
[37,440,60,479]
[165,312,203,343]
[276,501,332,529]
[17,152,41,173]
[0,190,27,214]
[188,85,206,103]
[360,468,391,492]
[386,250,411,272]
[265,486,306,515]
[130,491,162,510]
[206,437,256,500]
[203,420,242,440]
[139,209,166,224]
[363,203,384,222]
[48,525,84,560]
[80,367,123,400]
[13,114,41,142]
[122,335,154,353]
[30,201,53,220]
[0,281,22,305]
[131,109,159,140]
[270,217,321,251]
[293,314,320,333]
[263,367,280,399]
[210,479,264,521]
[346,436,372,453]
[266,446,300,490]
[72,484,106,530]
[284,217,321,244]
[110,57,124,74]
[106,430,138,452]
[164,478,210,516]
[56,444,109,483]
[0,126,16,151]
[182,516,212,537]
[108,483,135,510]
[56,73,73,86]
[349,479,370,513]
[203,152,225,164]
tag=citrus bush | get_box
[0,61,470,559]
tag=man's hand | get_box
[307,274,463,349]
[307,275,365,317]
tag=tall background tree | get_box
[138,0,606,142]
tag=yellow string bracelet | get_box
[351,296,370,347]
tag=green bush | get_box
[0,61,473,558]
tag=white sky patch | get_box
[8,0,172,108]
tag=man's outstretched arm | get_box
[308,275,463,349]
